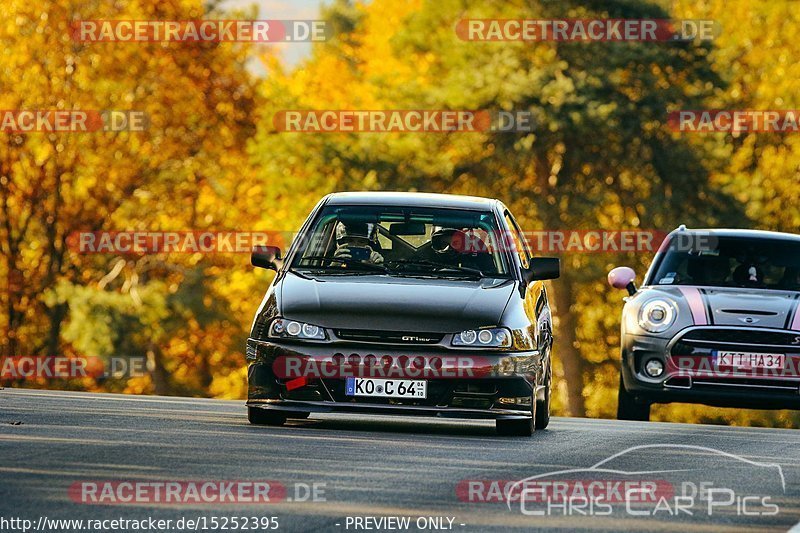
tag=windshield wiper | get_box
[387,259,484,278]
[295,255,388,273]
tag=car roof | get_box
[673,227,800,242]
[323,191,499,210]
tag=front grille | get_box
[334,329,444,345]
[666,375,800,394]
[691,377,800,393]
[680,329,800,348]
[246,343,257,360]
[252,315,270,339]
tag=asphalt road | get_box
[2,388,800,533]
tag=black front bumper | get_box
[621,328,800,409]
[246,399,534,420]
[622,371,800,409]
[246,338,545,419]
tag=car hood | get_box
[645,285,800,329]
[277,272,516,332]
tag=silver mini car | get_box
[609,227,800,420]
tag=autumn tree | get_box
[0,0,260,395]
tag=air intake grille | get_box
[334,330,443,344]
[680,329,800,348]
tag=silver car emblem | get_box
[401,335,434,342]
[738,316,759,324]
[793,336,800,345]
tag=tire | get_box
[617,374,650,421]
[534,365,551,430]
[497,391,537,437]
[248,407,287,426]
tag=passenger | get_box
[333,221,384,264]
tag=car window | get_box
[291,205,510,278]
[650,235,800,290]
[504,212,530,269]
[376,231,393,251]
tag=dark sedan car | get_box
[245,192,559,436]
[609,226,800,420]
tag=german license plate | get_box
[345,378,427,399]
[714,351,785,369]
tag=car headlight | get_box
[638,299,677,333]
[452,327,512,348]
[268,318,328,341]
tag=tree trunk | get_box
[3,267,22,357]
[552,272,586,417]
[45,302,67,356]
[199,352,213,391]
[147,344,172,396]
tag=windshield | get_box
[290,205,510,278]
[650,235,800,290]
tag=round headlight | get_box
[639,299,677,333]
[478,330,494,344]
[286,321,302,336]
[644,359,664,378]
[272,320,285,334]
[302,323,319,337]
[460,330,477,344]
[495,329,509,346]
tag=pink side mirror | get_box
[608,266,637,295]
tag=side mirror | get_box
[608,266,637,296]
[251,245,282,271]
[523,257,561,283]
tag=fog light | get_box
[644,359,664,378]
[498,396,531,405]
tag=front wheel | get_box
[534,366,551,430]
[617,375,650,421]
[248,407,287,426]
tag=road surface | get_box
[1,388,799,532]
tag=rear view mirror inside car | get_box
[389,222,426,236]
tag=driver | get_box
[428,227,493,273]
[732,257,765,287]
[333,221,384,264]
[430,227,465,257]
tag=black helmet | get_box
[336,221,377,244]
